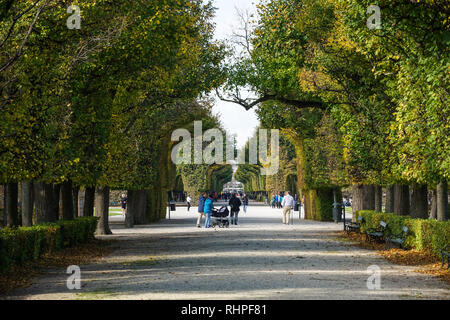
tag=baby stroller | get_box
[210,206,230,228]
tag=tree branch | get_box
[215,89,327,111]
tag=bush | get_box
[304,188,338,221]
[0,217,99,271]
[355,210,450,258]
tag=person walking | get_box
[186,195,192,212]
[271,195,276,208]
[229,193,242,225]
[120,193,127,217]
[242,193,248,214]
[281,191,295,224]
[196,193,206,228]
[203,193,214,228]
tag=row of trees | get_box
[0,0,230,232]
[228,0,448,221]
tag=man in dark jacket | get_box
[229,194,242,225]
[196,192,206,228]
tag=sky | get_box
[210,0,260,149]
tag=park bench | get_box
[441,245,450,270]
[345,216,364,234]
[385,226,408,250]
[365,221,389,243]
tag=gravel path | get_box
[3,206,449,300]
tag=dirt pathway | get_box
[3,206,449,300]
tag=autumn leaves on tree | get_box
[0,0,448,230]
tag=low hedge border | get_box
[355,210,450,258]
[0,217,99,271]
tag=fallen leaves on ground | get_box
[0,240,115,296]
[336,231,450,284]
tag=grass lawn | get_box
[108,207,123,217]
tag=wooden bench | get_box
[365,221,388,243]
[345,216,364,234]
[385,226,408,250]
[442,245,450,270]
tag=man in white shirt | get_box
[281,191,294,225]
[186,196,192,212]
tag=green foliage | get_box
[304,188,335,222]
[0,217,98,271]
[0,0,226,194]
[341,0,450,184]
[355,210,450,258]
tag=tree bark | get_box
[437,180,448,221]
[72,185,80,218]
[50,184,61,221]
[61,180,74,220]
[20,181,34,226]
[410,183,428,219]
[34,182,55,223]
[385,186,395,213]
[2,184,6,226]
[134,190,148,225]
[394,184,410,216]
[5,182,19,227]
[125,190,134,228]
[430,189,437,219]
[83,186,95,217]
[374,185,382,212]
[351,184,375,220]
[95,186,112,235]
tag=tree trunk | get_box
[21,181,34,227]
[430,189,437,219]
[49,184,61,221]
[83,187,95,217]
[5,182,19,227]
[352,184,375,220]
[34,182,55,223]
[394,184,410,216]
[125,190,148,228]
[61,181,74,220]
[2,184,6,226]
[95,186,112,235]
[134,190,148,225]
[385,186,395,213]
[72,185,80,218]
[410,183,428,219]
[437,180,448,221]
[125,190,134,228]
[374,185,382,212]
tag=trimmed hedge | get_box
[0,217,99,271]
[355,210,450,258]
[304,187,339,221]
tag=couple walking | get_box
[196,192,247,228]
[197,192,214,228]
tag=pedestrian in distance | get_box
[196,193,206,228]
[120,193,127,217]
[242,193,249,214]
[229,193,242,225]
[281,191,295,225]
[270,195,275,208]
[204,193,214,228]
[186,195,192,212]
